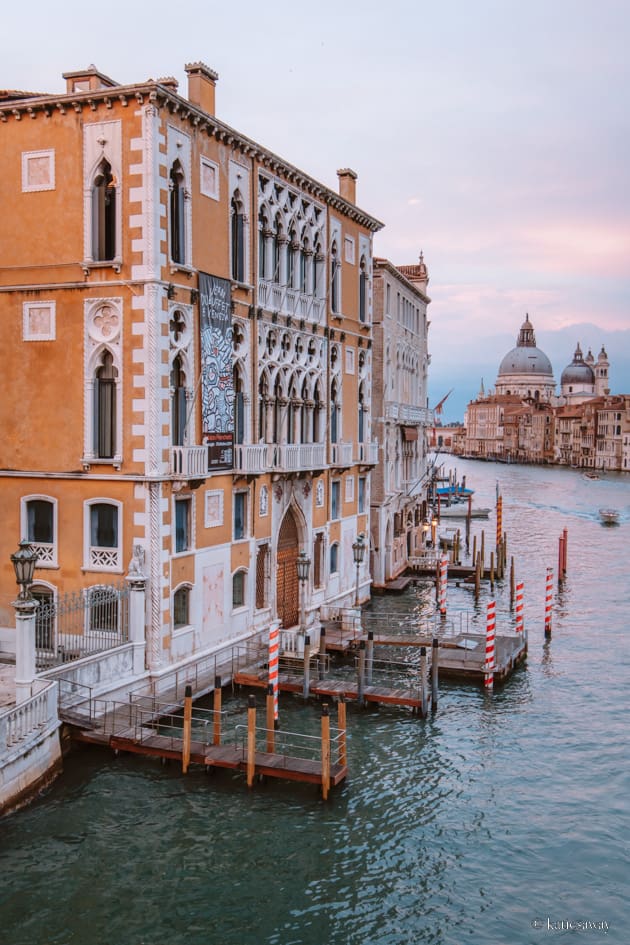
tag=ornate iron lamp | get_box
[352,533,366,606]
[10,540,38,601]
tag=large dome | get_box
[498,346,553,377]
[497,315,553,378]
[495,315,556,401]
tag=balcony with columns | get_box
[258,280,325,324]
[170,446,208,479]
[233,442,326,474]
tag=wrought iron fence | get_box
[35,581,129,670]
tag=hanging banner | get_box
[198,272,234,470]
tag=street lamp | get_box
[352,533,366,606]
[11,540,38,602]
[296,550,311,631]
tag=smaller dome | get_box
[561,343,594,387]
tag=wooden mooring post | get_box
[247,694,256,788]
[357,640,366,707]
[213,675,222,746]
[490,551,495,590]
[366,630,374,684]
[420,646,428,718]
[431,638,439,711]
[302,633,311,701]
[337,696,347,768]
[321,704,331,801]
[510,558,515,609]
[182,684,193,774]
[266,683,275,754]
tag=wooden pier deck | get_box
[106,732,347,787]
[233,667,428,711]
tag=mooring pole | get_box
[247,694,256,788]
[337,696,347,768]
[321,704,331,801]
[420,646,428,718]
[357,640,366,707]
[366,630,374,684]
[302,633,311,701]
[431,637,439,711]
[510,558,515,610]
[266,683,275,754]
[182,684,193,774]
[213,675,222,746]
[563,528,568,576]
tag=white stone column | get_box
[126,568,147,677]
[14,598,38,705]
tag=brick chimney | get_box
[184,62,219,115]
[337,168,357,204]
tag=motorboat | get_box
[584,472,600,481]
[439,505,490,519]
[599,508,619,525]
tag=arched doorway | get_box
[276,508,300,628]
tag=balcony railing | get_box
[170,446,208,478]
[330,441,354,467]
[355,441,379,465]
[258,280,325,324]
[233,442,326,474]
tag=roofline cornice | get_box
[1,81,384,232]
[373,257,431,303]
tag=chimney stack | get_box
[337,168,358,204]
[185,62,219,116]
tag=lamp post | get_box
[296,550,311,633]
[11,540,39,704]
[352,533,366,607]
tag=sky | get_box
[4,0,629,421]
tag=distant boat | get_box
[436,485,474,499]
[599,508,619,525]
[584,472,600,481]
[439,505,490,519]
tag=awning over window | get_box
[402,426,419,441]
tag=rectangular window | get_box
[88,503,120,570]
[313,533,324,588]
[358,477,366,513]
[234,491,248,540]
[175,497,192,553]
[345,476,354,502]
[232,571,245,608]
[331,480,340,520]
[256,544,269,610]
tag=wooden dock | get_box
[70,689,347,797]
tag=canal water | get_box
[1,460,628,945]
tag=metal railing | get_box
[35,582,130,670]
[234,722,345,768]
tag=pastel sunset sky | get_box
[5,0,629,420]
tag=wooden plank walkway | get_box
[233,666,428,710]
[107,731,347,786]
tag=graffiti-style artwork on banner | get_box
[199,272,234,470]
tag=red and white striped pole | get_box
[544,568,553,638]
[496,495,503,552]
[268,623,280,721]
[515,581,524,635]
[485,600,496,690]
[439,553,448,616]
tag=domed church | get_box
[560,343,610,403]
[495,315,556,401]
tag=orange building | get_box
[0,63,382,671]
